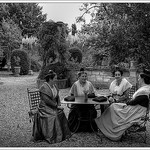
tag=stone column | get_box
[129,61,138,88]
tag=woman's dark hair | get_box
[80,68,85,72]
[140,74,150,85]
[112,67,123,77]
[45,70,56,82]
[77,68,86,79]
[78,71,87,78]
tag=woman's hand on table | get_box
[57,106,64,110]
[108,97,115,104]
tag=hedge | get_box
[11,49,30,75]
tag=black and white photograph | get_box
[0,0,150,148]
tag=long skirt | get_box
[68,104,98,133]
[32,105,71,144]
[95,103,147,141]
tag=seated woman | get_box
[109,67,132,103]
[94,69,150,141]
[101,67,132,113]
[32,70,71,144]
[68,71,98,132]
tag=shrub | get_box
[31,58,42,72]
[65,59,82,71]
[11,49,30,75]
[38,62,68,80]
[68,47,82,63]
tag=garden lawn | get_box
[0,72,150,147]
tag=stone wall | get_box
[37,64,138,89]
[69,66,138,89]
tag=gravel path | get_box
[0,72,150,147]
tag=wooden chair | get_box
[27,88,41,122]
[121,86,150,143]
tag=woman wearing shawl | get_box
[101,67,132,113]
[109,67,132,103]
[32,70,71,144]
[68,71,97,133]
[95,69,150,141]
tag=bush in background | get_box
[68,47,82,63]
[38,62,68,80]
[11,49,30,75]
[31,58,42,72]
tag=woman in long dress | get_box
[109,68,132,103]
[68,71,97,132]
[32,70,71,144]
[95,69,150,141]
[101,67,132,113]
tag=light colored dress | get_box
[32,82,71,144]
[69,80,95,96]
[109,78,132,102]
[95,85,150,141]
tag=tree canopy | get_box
[77,3,150,69]
[38,21,69,67]
[0,3,47,36]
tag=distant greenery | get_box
[0,3,47,61]
[77,3,150,69]
[0,3,47,36]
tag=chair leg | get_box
[144,132,147,143]
[141,131,147,143]
[120,131,127,142]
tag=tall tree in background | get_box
[38,21,68,67]
[0,3,47,36]
[0,3,47,67]
[77,3,150,69]
[71,23,77,36]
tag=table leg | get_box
[68,109,80,135]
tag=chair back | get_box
[27,88,41,112]
[128,86,137,99]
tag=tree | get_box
[37,21,71,80]
[38,21,68,67]
[71,23,77,36]
[0,18,22,62]
[0,3,47,36]
[77,3,150,69]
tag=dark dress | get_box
[32,82,71,144]
[68,104,97,132]
[68,80,98,133]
